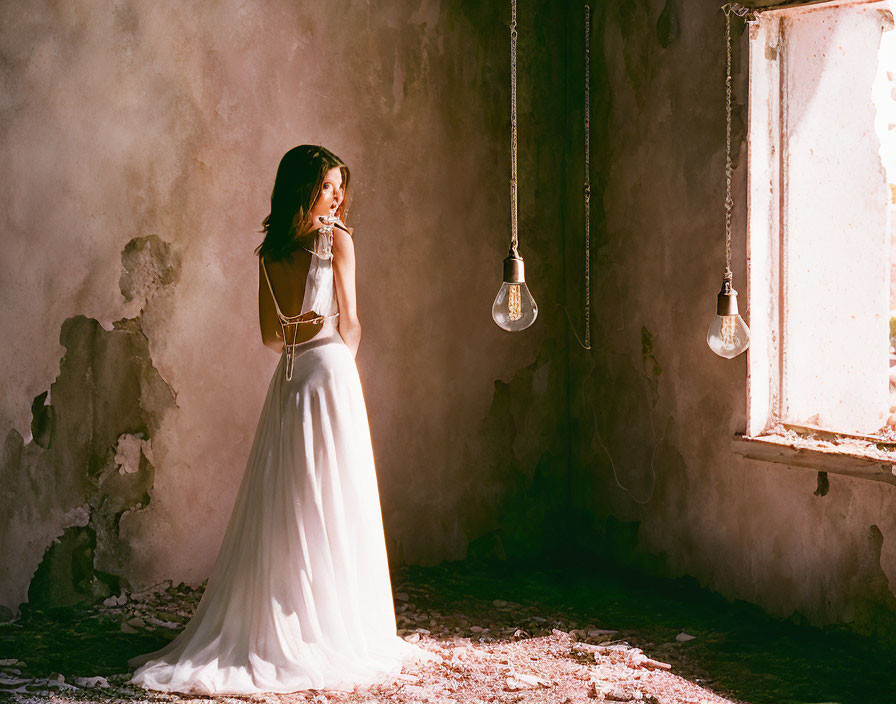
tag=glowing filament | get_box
[508,283,522,321]
[721,315,737,345]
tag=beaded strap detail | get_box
[261,249,339,381]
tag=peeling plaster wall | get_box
[0,0,570,613]
[568,0,896,642]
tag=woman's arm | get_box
[332,226,361,358]
[258,257,284,353]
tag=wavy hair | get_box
[255,145,351,261]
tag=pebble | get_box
[0,675,30,686]
[505,673,547,690]
[590,680,647,701]
[572,642,602,655]
[144,614,182,629]
[403,632,421,643]
[676,632,696,642]
[73,675,110,688]
[120,622,138,634]
[394,592,410,602]
[102,593,128,607]
[606,684,642,701]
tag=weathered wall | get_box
[0,0,570,614]
[568,0,896,643]
[5,0,891,649]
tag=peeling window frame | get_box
[735,0,896,486]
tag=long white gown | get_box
[127,226,437,694]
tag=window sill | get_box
[732,433,896,486]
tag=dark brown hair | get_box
[255,145,351,261]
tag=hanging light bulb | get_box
[707,4,753,359]
[493,0,537,332]
[493,244,537,331]
[707,271,750,358]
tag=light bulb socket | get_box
[503,251,525,283]
[716,273,739,316]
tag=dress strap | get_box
[295,226,333,260]
[261,252,339,382]
[260,256,286,319]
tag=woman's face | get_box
[309,166,344,225]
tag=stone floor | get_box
[0,558,894,704]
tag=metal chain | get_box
[583,4,591,350]
[722,2,755,275]
[510,0,518,252]
[558,3,593,350]
[724,4,733,276]
[723,2,756,19]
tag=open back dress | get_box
[127,225,438,694]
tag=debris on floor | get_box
[0,574,743,704]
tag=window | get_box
[738,0,896,483]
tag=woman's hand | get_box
[319,214,353,237]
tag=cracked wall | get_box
[565,0,896,643]
[0,1,570,612]
[1,237,178,615]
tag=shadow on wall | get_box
[0,236,180,618]
[460,335,570,566]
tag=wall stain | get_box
[640,325,662,403]
[656,0,681,48]
[458,335,569,565]
[614,0,658,109]
[29,391,53,450]
[814,471,830,497]
[120,235,181,306]
[840,525,896,645]
[0,237,179,615]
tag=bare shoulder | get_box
[332,226,355,257]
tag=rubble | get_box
[0,574,745,704]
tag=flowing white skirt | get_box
[127,332,437,695]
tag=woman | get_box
[127,145,438,694]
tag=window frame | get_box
[736,0,896,485]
